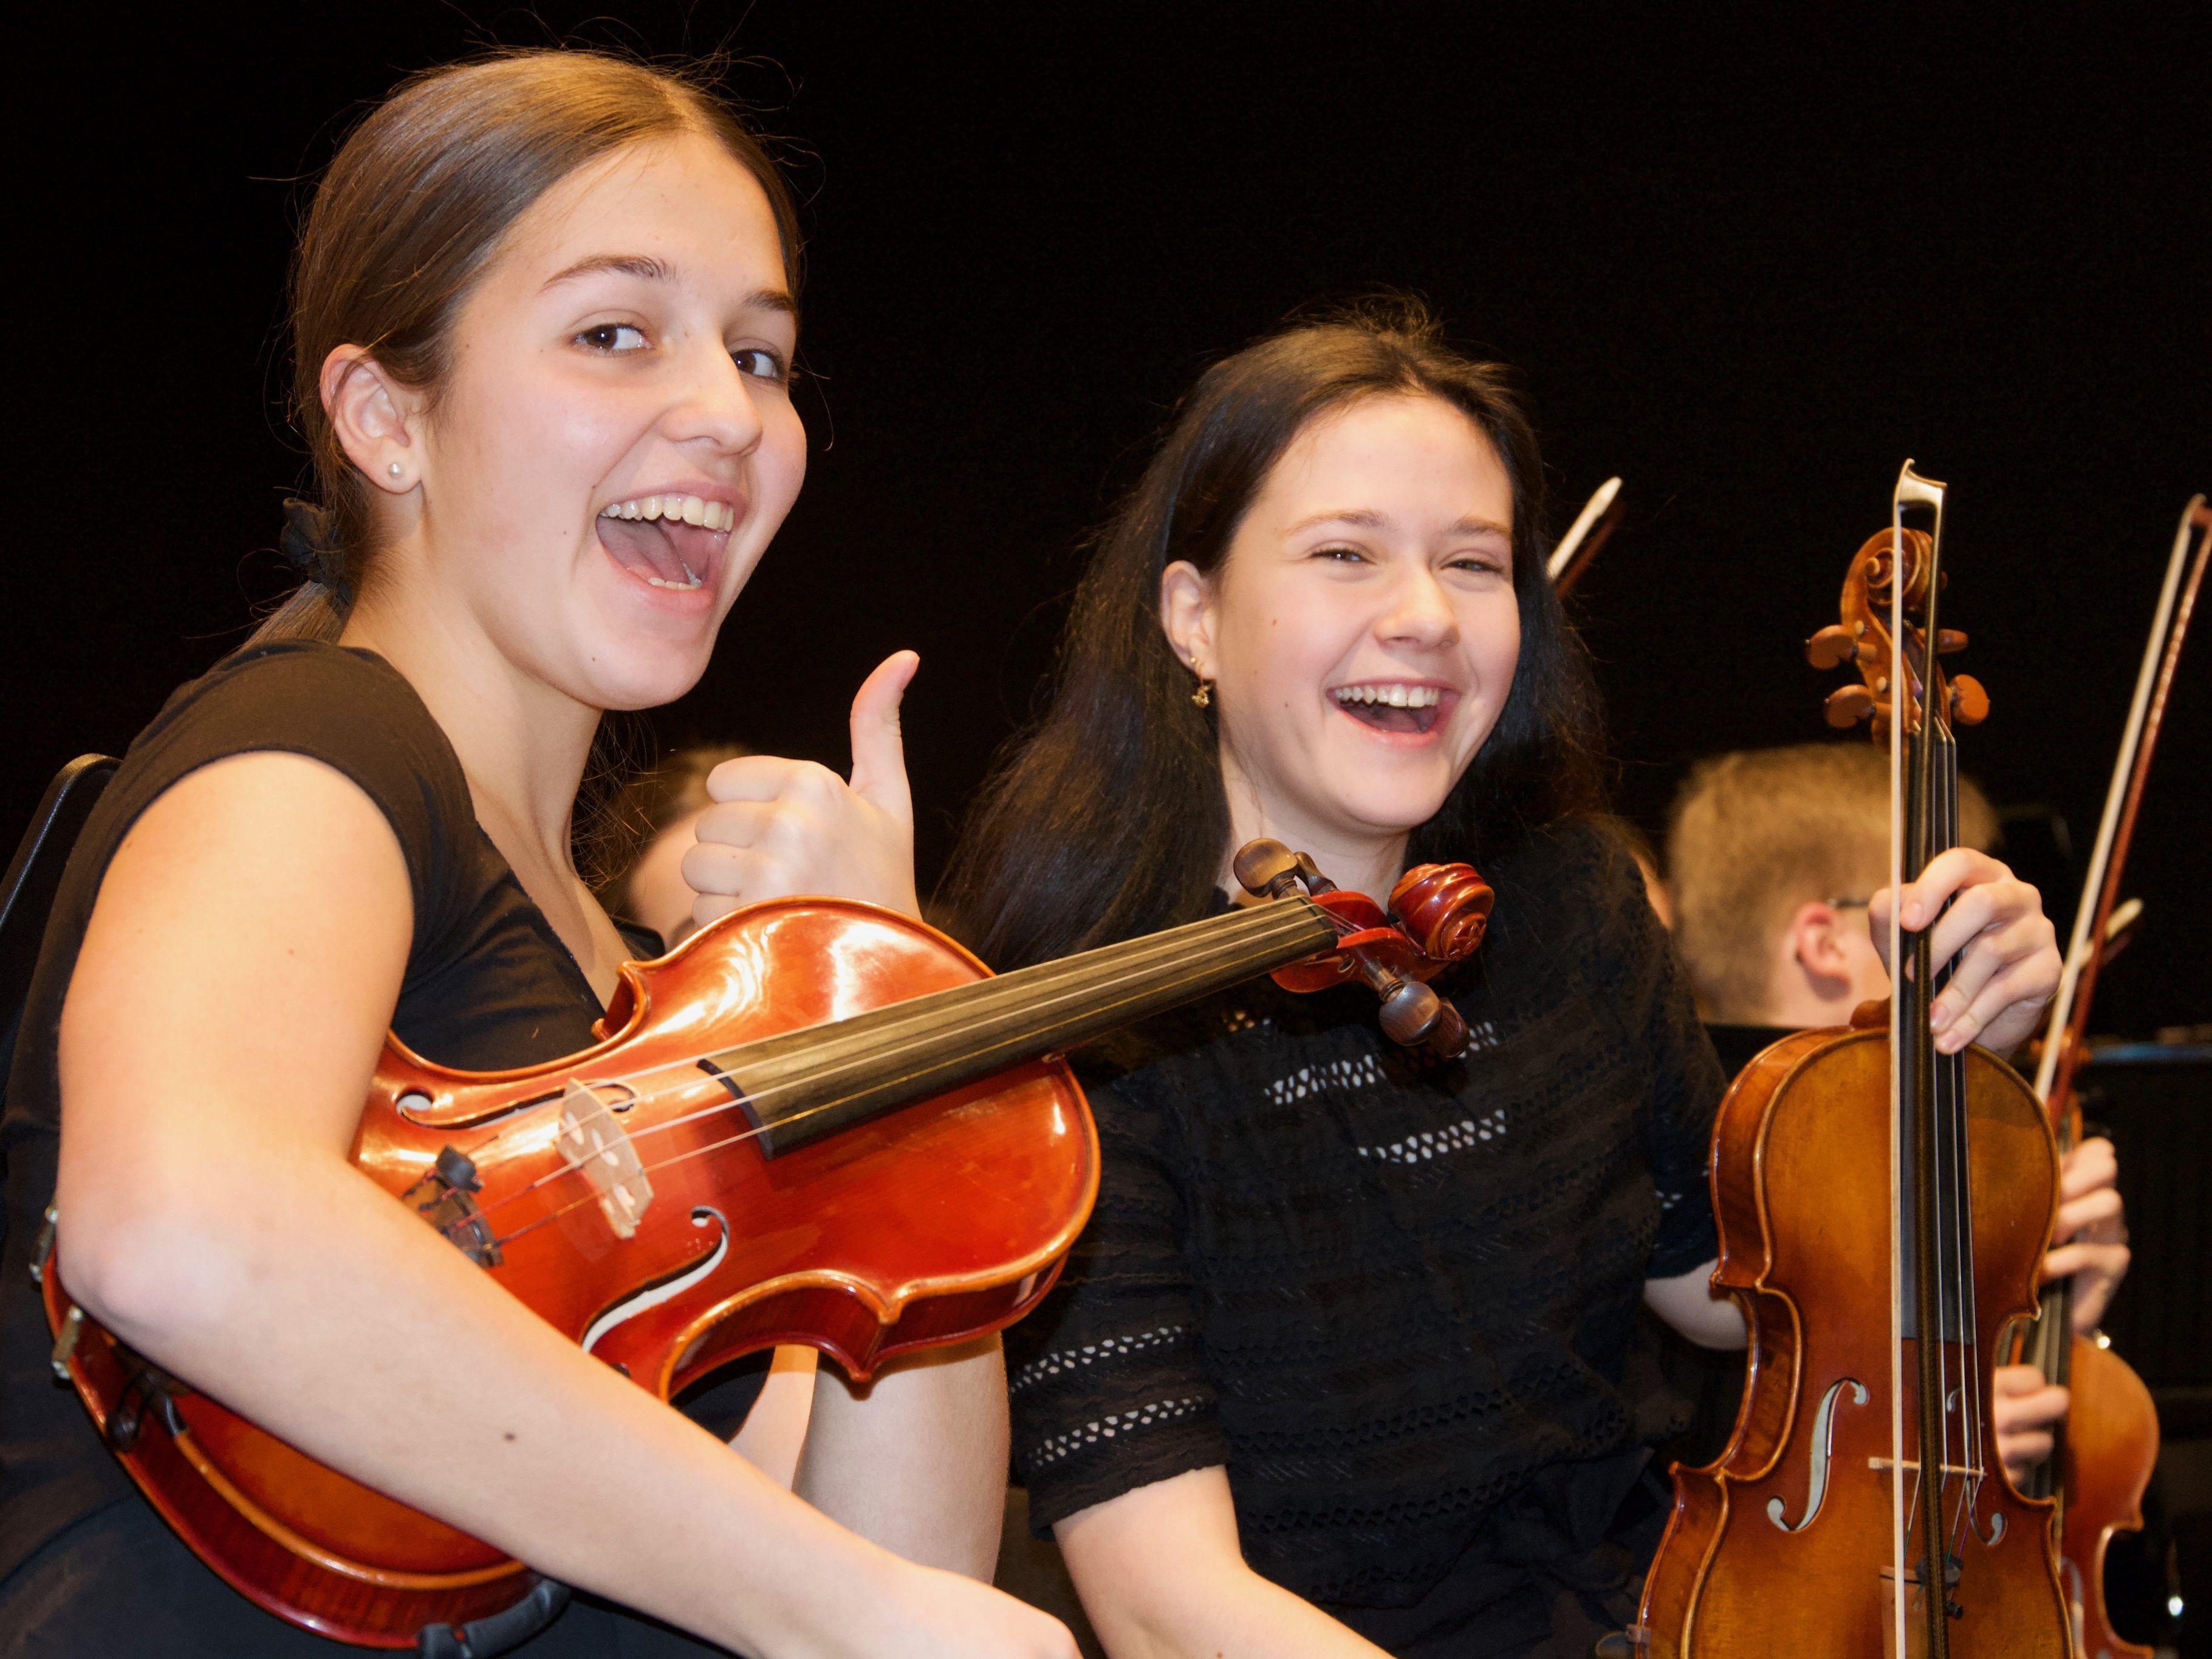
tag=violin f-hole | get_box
[1768,1377,1868,1533]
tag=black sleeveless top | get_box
[0,641,676,1582]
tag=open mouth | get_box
[1331,682,1448,736]
[596,493,737,592]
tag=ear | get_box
[320,344,427,495]
[1159,560,1218,677]
[1783,900,1855,989]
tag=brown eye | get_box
[732,347,788,382]
[577,323,648,353]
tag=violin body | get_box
[2059,1334,2159,1659]
[42,898,1099,1648]
[1638,1024,2067,1657]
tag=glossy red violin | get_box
[37,839,1492,1649]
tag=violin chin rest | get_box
[1849,997,1891,1030]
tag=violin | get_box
[2019,494,2208,1658]
[1637,464,2069,1657]
[34,840,1492,1650]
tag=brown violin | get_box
[1637,465,2068,1657]
[2019,493,2208,1657]
[36,840,1492,1650]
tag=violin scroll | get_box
[1233,839,1493,1058]
[1389,862,1496,960]
[1807,526,1992,740]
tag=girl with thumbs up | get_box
[2,50,1069,1659]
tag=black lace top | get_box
[1006,819,1726,1633]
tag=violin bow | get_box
[2032,494,2212,1113]
[1548,476,1623,594]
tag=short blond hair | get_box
[1666,744,1996,1018]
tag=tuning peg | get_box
[1950,674,1990,725]
[1371,975,1471,1059]
[1233,838,1303,898]
[1936,629,1968,655]
[1825,684,1877,728]
[1806,624,1856,669]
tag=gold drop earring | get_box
[1190,663,1213,709]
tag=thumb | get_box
[847,649,918,823]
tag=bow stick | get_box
[2033,494,2211,1108]
[1548,476,1623,593]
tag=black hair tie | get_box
[279,498,354,608]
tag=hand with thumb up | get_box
[682,651,921,928]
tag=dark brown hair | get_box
[940,300,1606,970]
[255,49,801,643]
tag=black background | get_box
[13,5,2207,1033]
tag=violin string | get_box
[445,895,1363,1178]
[1907,528,1966,1609]
[483,897,1379,1247]
[1886,517,1911,1631]
[456,901,1363,1230]
[464,914,1354,1254]
[1943,734,1989,1554]
[466,908,1333,1222]
[1924,639,1970,1584]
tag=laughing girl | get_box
[942,306,2069,1659]
[0,50,1070,1659]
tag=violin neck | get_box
[697,899,1342,1156]
[1897,702,1973,1344]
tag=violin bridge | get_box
[560,1081,653,1239]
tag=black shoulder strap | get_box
[1,755,119,1089]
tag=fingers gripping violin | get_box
[1637,465,2068,1658]
[36,842,1490,1650]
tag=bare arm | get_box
[54,753,1067,1659]
[728,1347,818,1490]
[800,1335,1012,1578]
[1643,1260,1747,1349]
[1054,1466,1391,1659]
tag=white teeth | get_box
[599,493,735,531]
[1333,683,1443,708]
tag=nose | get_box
[1376,565,1461,649]
[665,338,767,459]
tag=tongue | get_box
[600,518,700,586]
[1343,701,1434,734]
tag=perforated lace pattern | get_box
[1007,823,1725,1610]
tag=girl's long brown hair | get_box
[939,301,1606,971]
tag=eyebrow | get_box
[539,254,798,317]
[1287,507,1513,539]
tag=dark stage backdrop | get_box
[13,7,2207,1033]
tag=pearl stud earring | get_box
[388,461,403,479]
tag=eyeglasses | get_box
[1826,897,1872,909]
